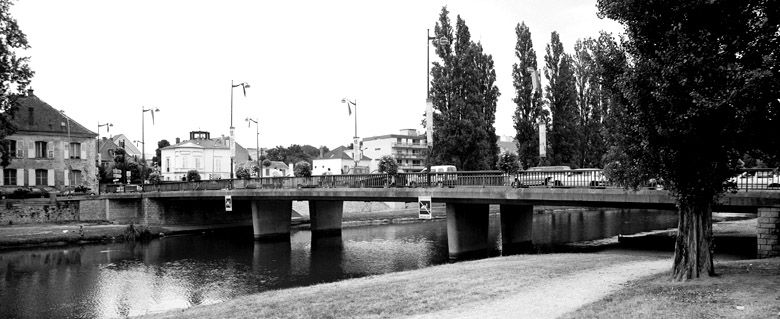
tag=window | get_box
[70,170,82,185]
[195,157,202,169]
[35,141,47,158]
[69,143,81,159]
[182,157,189,168]
[35,169,47,185]
[215,158,222,172]
[8,140,16,158]
[397,138,402,143]
[3,169,16,185]
[165,158,170,172]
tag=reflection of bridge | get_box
[99,184,780,259]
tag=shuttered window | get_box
[35,141,47,158]
[70,143,81,159]
[35,169,47,185]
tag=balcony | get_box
[391,142,428,149]
[393,153,425,160]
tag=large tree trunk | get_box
[672,200,715,280]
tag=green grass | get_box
[139,253,666,319]
[561,258,780,319]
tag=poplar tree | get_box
[0,0,34,167]
[512,22,545,169]
[544,32,578,167]
[429,7,500,170]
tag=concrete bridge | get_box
[95,186,780,259]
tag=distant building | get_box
[111,134,143,160]
[159,131,249,181]
[312,146,372,175]
[0,90,98,190]
[97,137,121,166]
[497,135,518,155]
[362,129,427,172]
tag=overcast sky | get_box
[12,0,623,156]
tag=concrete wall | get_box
[758,207,779,258]
[0,199,79,225]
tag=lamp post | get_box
[142,107,159,182]
[341,98,359,172]
[245,117,260,179]
[426,29,449,185]
[230,81,250,180]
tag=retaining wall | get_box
[758,207,779,258]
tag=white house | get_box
[312,146,371,175]
[160,131,249,181]
[362,129,427,172]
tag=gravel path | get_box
[409,259,671,319]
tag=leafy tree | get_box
[0,0,34,167]
[377,155,399,176]
[598,0,780,280]
[235,166,251,180]
[572,38,606,168]
[430,6,500,170]
[497,152,520,174]
[544,31,579,167]
[294,161,312,177]
[152,139,170,167]
[186,170,201,182]
[512,22,546,170]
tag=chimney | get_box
[102,137,107,141]
[27,88,34,96]
[175,137,180,144]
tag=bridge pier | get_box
[309,200,344,235]
[446,203,489,259]
[251,200,292,240]
[758,207,779,258]
[500,204,534,254]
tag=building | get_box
[111,134,143,160]
[159,131,249,181]
[497,135,518,155]
[312,146,372,175]
[97,137,121,166]
[362,129,427,172]
[0,90,98,190]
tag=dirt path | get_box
[410,259,671,319]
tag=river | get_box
[0,208,678,318]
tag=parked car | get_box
[512,166,571,187]
[58,185,95,197]
[406,165,458,188]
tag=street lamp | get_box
[245,117,260,179]
[341,98,359,172]
[142,107,159,181]
[426,29,449,184]
[230,81,250,180]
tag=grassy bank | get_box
[139,252,670,319]
[562,258,780,319]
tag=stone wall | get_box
[757,207,779,258]
[0,198,79,225]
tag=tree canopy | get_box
[512,22,546,170]
[598,0,780,280]
[429,6,500,170]
[0,0,34,167]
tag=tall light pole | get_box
[426,29,449,183]
[341,98,359,172]
[245,117,260,178]
[527,67,545,163]
[142,107,159,182]
[230,80,250,179]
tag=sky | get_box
[11,0,623,157]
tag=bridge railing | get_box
[104,168,779,193]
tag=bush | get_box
[497,153,520,174]
[186,170,201,182]
[148,171,162,184]
[378,155,399,176]
[235,166,251,180]
[294,161,312,177]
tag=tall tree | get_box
[512,22,545,169]
[0,0,34,167]
[572,38,609,168]
[544,32,578,167]
[429,7,500,170]
[153,139,170,167]
[599,0,780,280]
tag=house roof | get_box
[10,92,97,138]
[268,161,289,170]
[98,138,120,160]
[319,146,372,161]
[111,134,142,156]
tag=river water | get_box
[0,208,679,318]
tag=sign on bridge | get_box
[418,196,432,219]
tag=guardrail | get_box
[97,168,780,193]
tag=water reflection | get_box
[0,208,679,318]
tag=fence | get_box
[97,168,780,193]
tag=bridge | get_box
[95,169,780,259]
